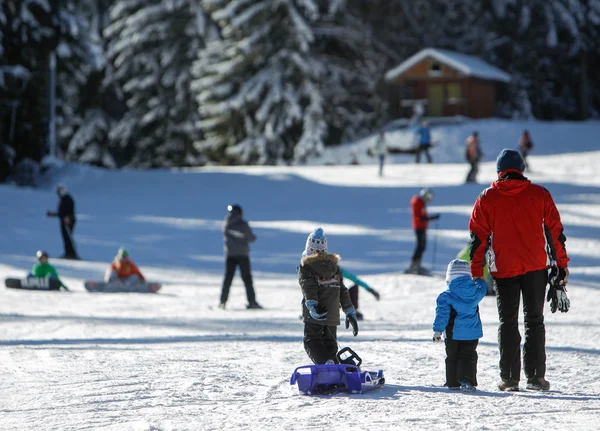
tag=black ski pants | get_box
[304,322,338,364]
[466,160,479,183]
[415,145,432,163]
[445,338,479,387]
[411,229,427,262]
[494,268,548,382]
[60,219,78,258]
[220,256,256,305]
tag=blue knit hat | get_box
[446,259,471,283]
[303,227,328,257]
[496,149,525,173]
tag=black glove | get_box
[547,267,570,313]
[344,307,359,337]
[429,214,440,221]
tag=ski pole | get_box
[431,221,438,270]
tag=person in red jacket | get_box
[469,149,570,392]
[406,188,440,274]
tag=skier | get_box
[465,131,482,183]
[298,228,359,364]
[406,188,440,274]
[433,259,487,391]
[372,131,389,177]
[46,184,79,260]
[340,267,381,320]
[518,129,534,172]
[219,204,262,309]
[104,247,146,284]
[469,149,570,391]
[29,250,69,290]
[415,121,432,163]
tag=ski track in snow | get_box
[2,121,600,430]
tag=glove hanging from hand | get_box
[305,299,327,321]
[547,267,570,313]
[429,214,441,221]
[433,331,442,342]
[344,306,359,336]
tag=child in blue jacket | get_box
[433,259,487,391]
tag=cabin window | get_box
[428,62,443,77]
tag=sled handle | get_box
[336,347,362,367]
[290,365,317,385]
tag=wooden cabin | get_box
[384,48,511,119]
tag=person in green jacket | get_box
[457,242,494,296]
[29,250,69,290]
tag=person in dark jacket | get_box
[433,259,487,391]
[46,184,79,260]
[469,149,570,392]
[298,227,359,364]
[406,188,440,274]
[219,204,262,309]
[465,131,482,183]
[518,129,534,172]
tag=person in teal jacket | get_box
[340,268,380,321]
[433,259,487,391]
[29,250,69,290]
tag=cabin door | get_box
[427,84,444,116]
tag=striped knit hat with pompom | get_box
[445,259,472,283]
[303,227,328,257]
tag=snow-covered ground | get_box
[1,119,600,430]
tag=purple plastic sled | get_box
[290,364,384,395]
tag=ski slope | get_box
[1,119,600,430]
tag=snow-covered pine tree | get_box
[310,0,386,147]
[63,0,118,168]
[54,0,99,159]
[482,0,600,119]
[104,0,203,168]
[192,0,327,164]
[0,0,100,163]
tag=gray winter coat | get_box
[223,213,256,256]
[298,253,353,326]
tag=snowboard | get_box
[84,280,161,293]
[5,277,62,291]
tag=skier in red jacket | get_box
[406,188,440,274]
[469,149,570,392]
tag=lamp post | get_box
[48,50,57,158]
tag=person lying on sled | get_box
[30,250,69,290]
[104,247,146,285]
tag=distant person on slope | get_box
[29,250,69,290]
[415,121,433,163]
[372,131,389,177]
[219,204,262,310]
[433,259,487,391]
[518,129,534,172]
[406,188,440,274]
[105,248,146,284]
[465,131,482,183]
[298,228,358,364]
[46,184,80,260]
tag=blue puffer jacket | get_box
[433,276,487,340]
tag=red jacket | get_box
[469,173,569,278]
[411,195,430,230]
